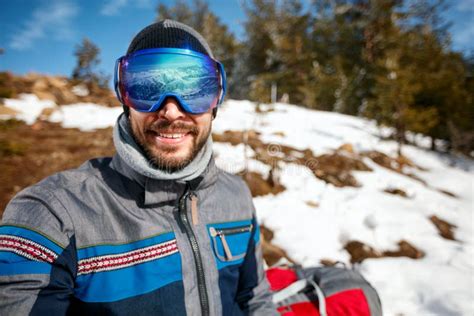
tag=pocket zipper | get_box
[209,224,253,260]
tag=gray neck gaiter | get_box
[113,113,213,182]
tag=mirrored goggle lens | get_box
[118,52,221,113]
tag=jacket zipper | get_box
[209,225,253,236]
[209,224,253,260]
[178,184,210,316]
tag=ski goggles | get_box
[114,48,226,114]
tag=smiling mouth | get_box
[157,132,188,139]
[147,130,193,144]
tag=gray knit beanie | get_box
[122,20,216,116]
[127,19,214,57]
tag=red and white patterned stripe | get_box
[77,239,179,275]
[0,234,58,263]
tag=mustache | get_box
[146,120,199,135]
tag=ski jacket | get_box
[0,154,277,315]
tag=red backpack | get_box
[266,265,382,316]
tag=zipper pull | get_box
[190,193,199,226]
[220,233,233,260]
[209,228,234,260]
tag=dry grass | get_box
[0,119,114,216]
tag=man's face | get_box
[129,97,212,172]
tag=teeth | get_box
[158,133,185,139]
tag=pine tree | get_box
[271,0,312,105]
[303,0,373,113]
[71,38,108,88]
[243,0,313,104]
[241,0,278,102]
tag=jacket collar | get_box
[110,153,219,206]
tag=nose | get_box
[157,97,186,121]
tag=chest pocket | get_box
[207,219,253,268]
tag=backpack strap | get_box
[272,271,328,316]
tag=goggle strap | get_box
[217,62,227,105]
[114,58,124,104]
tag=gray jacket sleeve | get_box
[235,197,278,315]
[0,186,76,315]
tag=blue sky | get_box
[0,0,472,81]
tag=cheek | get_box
[130,114,152,133]
[194,114,212,133]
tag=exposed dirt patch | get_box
[360,151,460,199]
[363,150,427,172]
[337,143,355,154]
[239,171,286,197]
[320,258,340,267]
[313,152,372,187]
[383,240,425,259]
[344,240,424,264]
[384,187,408,198]
[0,119,114,216]
[344,241,382,263]
[260,225,295,267]
[362,150,428,184]
[436,188,457,198]
[429,215,457,241]
[271,131,286,137]
[213,130,373,188]
[305,200,319,208]
[212,130,261,147]
[260,225,274,242]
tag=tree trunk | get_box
[431,137,436,151]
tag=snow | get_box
[215,101,474,316]
[2,94,122,131]
[71,84,89,97]
[2,96,473,316]
[48,103,122,131]
[2,94,56,124]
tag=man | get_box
[0,20,277,315]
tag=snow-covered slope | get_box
[3,95,473,316]
[215,101,473,316]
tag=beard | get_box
[130,118,210,173]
